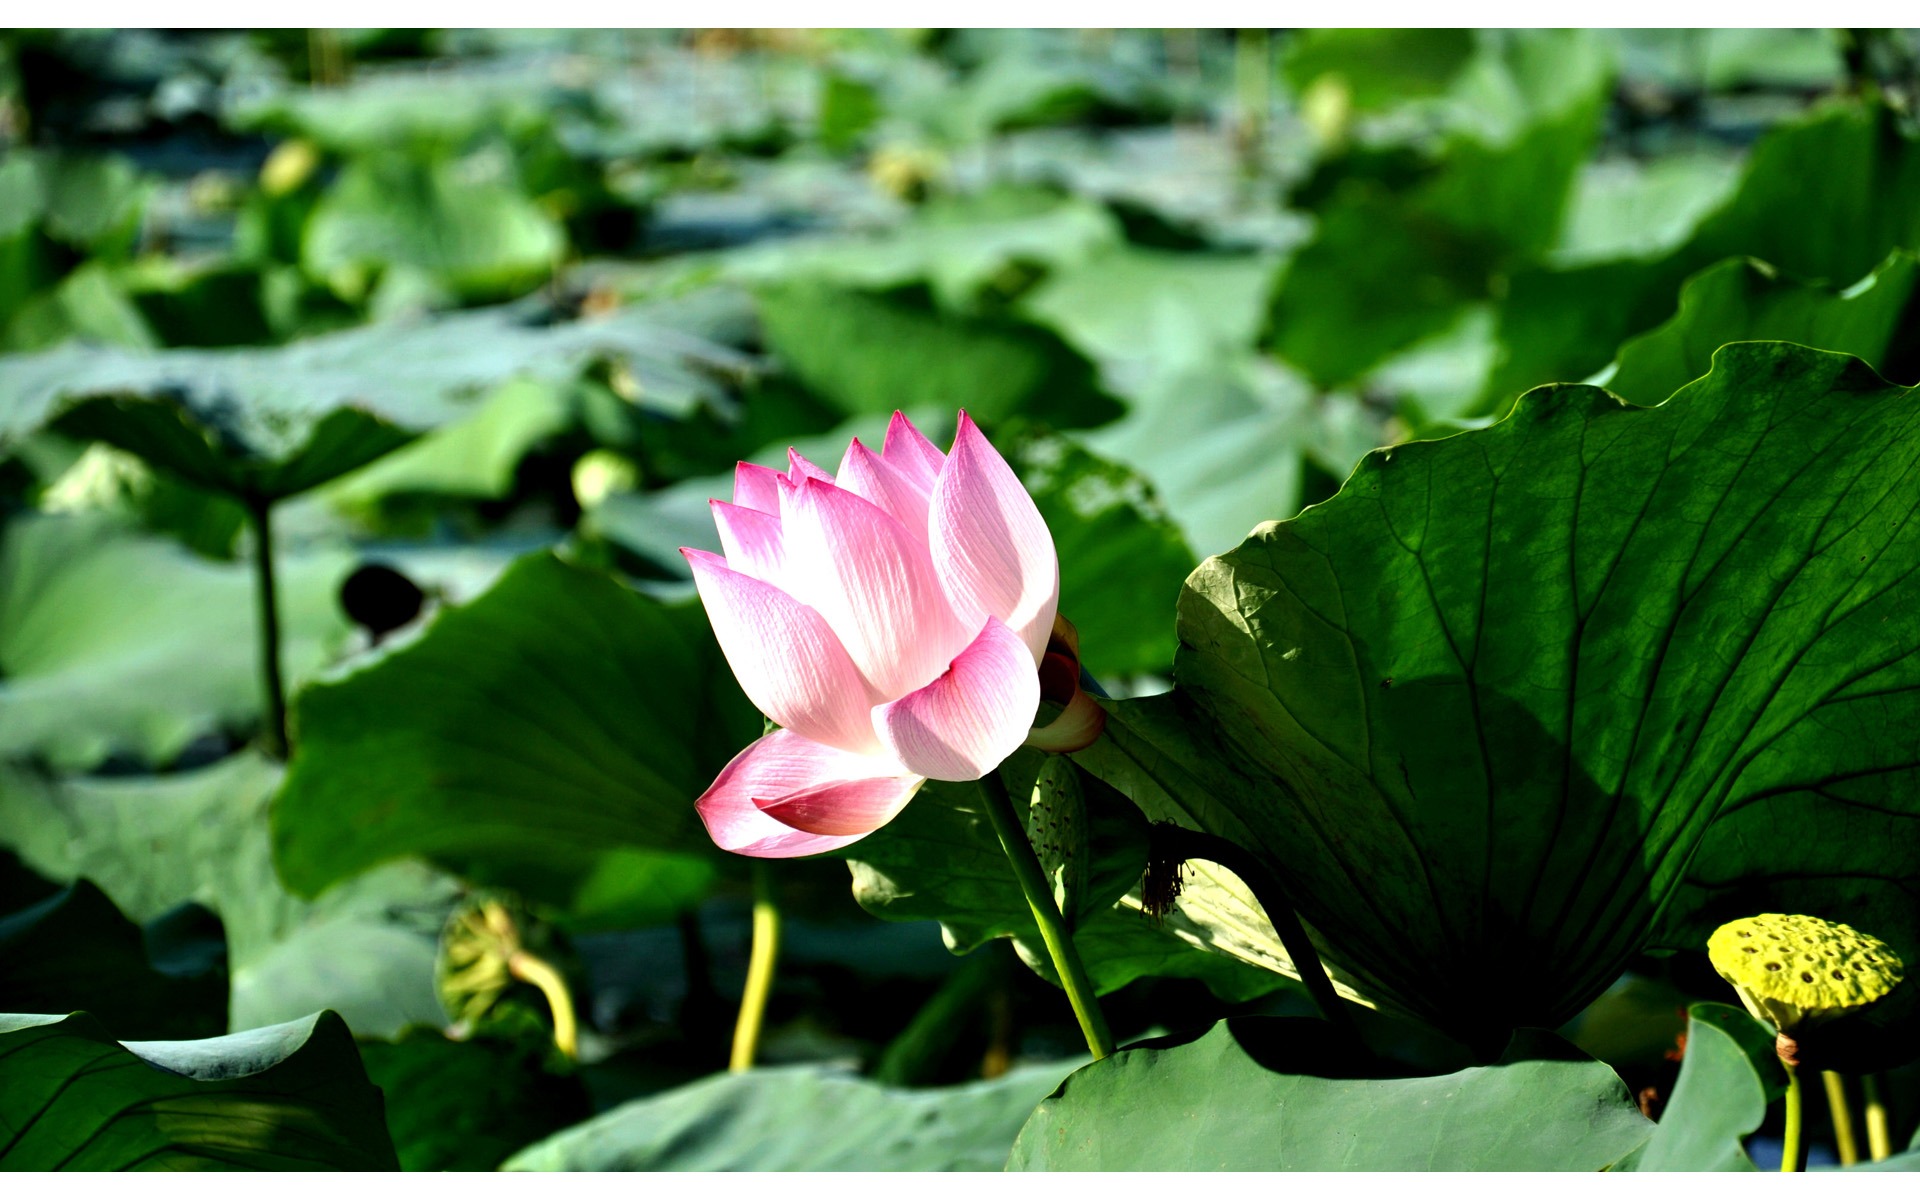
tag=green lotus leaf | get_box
[0,299,748,501]
[504,1059,1076,1171]
[0,1010,398,1170]
[1008,1018,1652,1170]
[1087,342,1920,1052]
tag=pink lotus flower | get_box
[683,411,1059,858]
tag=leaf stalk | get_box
[729,861,781,1072]
[1823,1070,1859,1165]
[246,497,289,760]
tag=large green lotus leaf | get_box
[1270,30,1613,386]
[1082,348,1371,558]
[1548,154,1745,269]
[1017,245,1279,367]
[1017,243,1309,554]
[1490,102,1920,406]
[1066,707,1380,1007]
[0,149,148,257]
[1096,343,1920,1052]
[272,552,753,909]
[1613,1003,1781,1172]
[569,43,810,159]
[754,281,1119,430]
[1611,29,1843,92]
[0,753,453,1038]
[320,377,576,511]
[0,1010,398,1170]
[1007,1019,1652,1170]
[727,195,1119,313]
[7,261,168,354]
[982,125,1304,250]
[502,1060,1075,1171]
[0,513,354,771]
[943,49,1172,139]
[231,63,566,154]
[1604,252,1920,406]
[0,299,747,500]
[0,881,226,1040]
[1016,235,1373,558]
[359,1023,590,1172]
[303,155,563,302]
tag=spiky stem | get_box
[979,769,1115,1060]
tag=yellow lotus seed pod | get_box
[1707,913,1905,1035]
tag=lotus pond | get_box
[2,27,1919,1173]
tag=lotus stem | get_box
[506,949,578,1059]
[729,861,781,1072]
[978,769,1115,1060]
[1824,1071,1860,1165]
[1864,1075,1893,1162]
[1781,1061,1806,1172]
[246,498,289,761]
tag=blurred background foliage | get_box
[3,27,1920,1170]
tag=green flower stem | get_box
[729,861,781,1072]
[1824,1070,1860,1165]
[978,769,1116,1060]
[1149,824,1363,1050]
[1782,1062,1806,1173]
[1864,1075,1893,1162]
[246,498,288,761]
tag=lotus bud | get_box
[1025,613,1107,754]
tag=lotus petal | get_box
[733,462,784,515]
[882,410,946,493]
[695,731,894,858]
[753,773,924,837]
[787,448,833,485]
[874,617,1040,781]
[928,412,1059,662]
[683,549,880,754]
[710,500,786,587]
[837,438,933,544]
[779,476,972,699]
